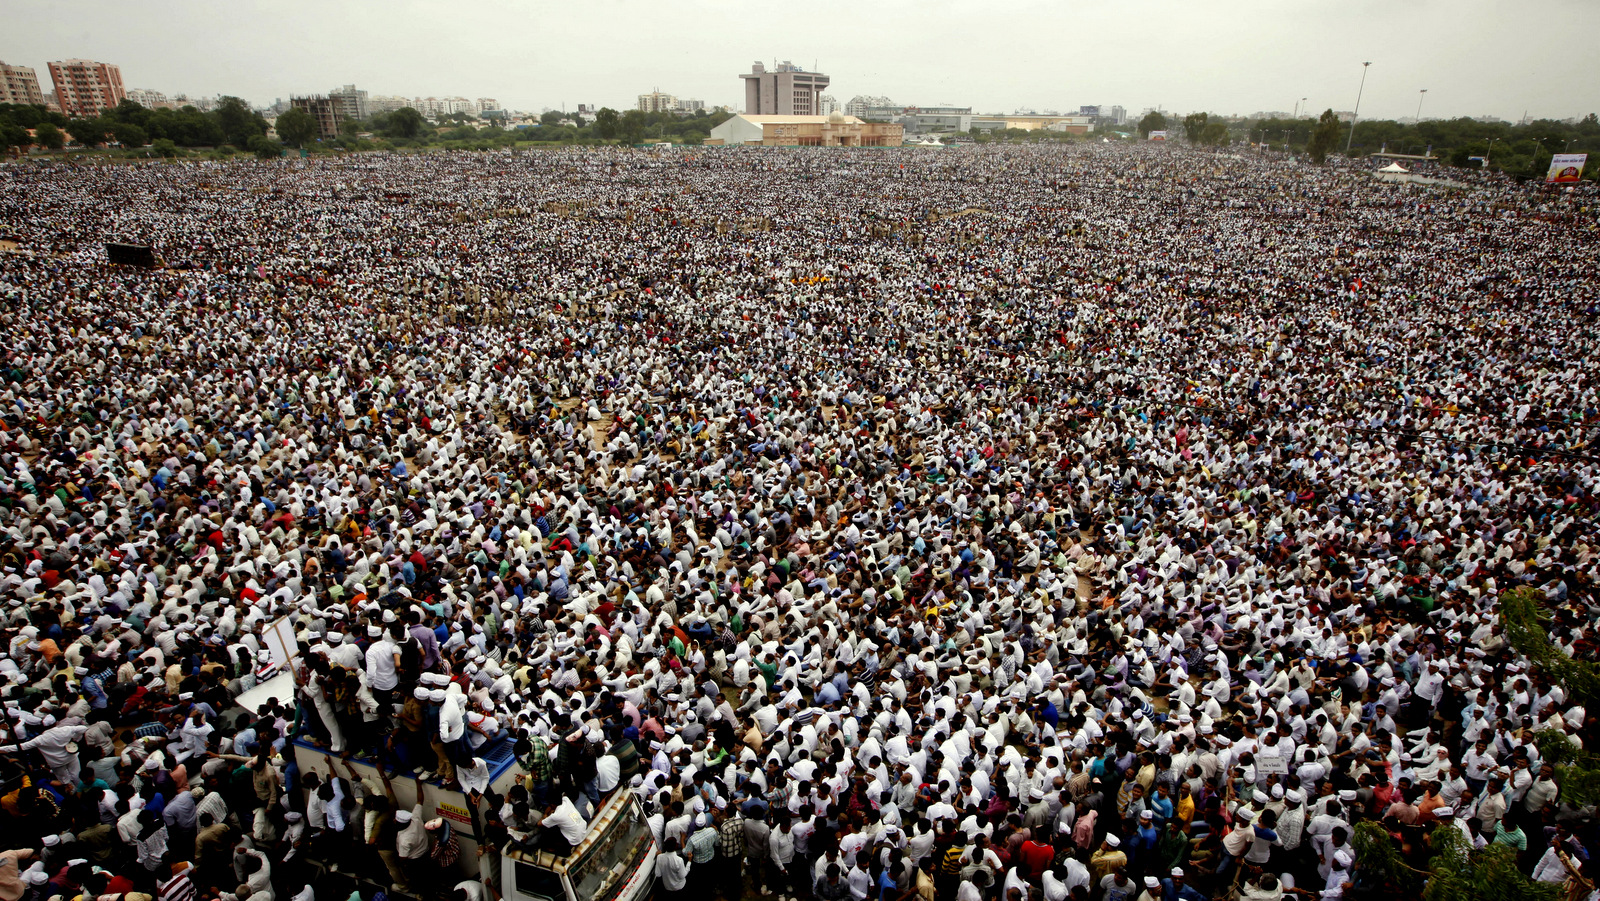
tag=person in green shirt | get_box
[1492,817,1527,853]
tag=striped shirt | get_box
[158,863,196,901]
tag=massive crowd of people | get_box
[0,142,1596,901]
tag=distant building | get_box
[126,89,170,109]
[0,62,46,107]
[410,96,473,118]
[576,104,596,116]
[971,114,1094,134]
[172,94,217,113]
[368,95,413,114]
[290,95,340,141]
[818,95,838,116]
[328,84,369,122]
[674,98,705,114]
[740,61,828,116]
[1078,105,1100,117]
[707,112,902,147]
[895,108,973,135]
[846,95,893,118]
[476,98,500,115]
[1110,105,1127,125]
[638,91,676,113]
[47,59,126,118]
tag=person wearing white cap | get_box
[1089,834,1126,885]
[1322,848,1355,900]
[0,713,87,785]
[393,801,429,890]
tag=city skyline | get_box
[3,0,1598,123]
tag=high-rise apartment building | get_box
[0,62,46,107]
[845,95,893,118]
[638,91,676,113]
[290,95,340,140]
[328,84,369,122]
[47,59,126,118]
[740,61,829,116]
[126,89,170,109]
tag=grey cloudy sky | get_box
[5,0,1596,121]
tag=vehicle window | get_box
[564,801,654,901]
[514,861,565,901]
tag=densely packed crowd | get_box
[0,142,1596,901]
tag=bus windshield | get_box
[565,800,652,901]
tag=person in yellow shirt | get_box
[1089,834,1128,885]
[1176,783,1197,827]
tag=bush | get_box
[151,138,179,158]
[247,134,284,159]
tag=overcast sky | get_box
[5,0,1597,122]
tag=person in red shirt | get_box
[1019,835,1055,881]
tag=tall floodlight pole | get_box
[1345,62,1370,154]
[1415,88,1427,124]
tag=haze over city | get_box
[4,0,1598,120]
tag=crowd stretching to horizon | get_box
[0,143,1596,901]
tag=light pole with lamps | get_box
[1300,97,1307,120]
[1344,62,1371,154]
[1414,89,1427,154]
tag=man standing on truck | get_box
[514,735,553,806]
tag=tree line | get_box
[1,97,278,158]
[1133,106,1600,178]
[1,100,735,158]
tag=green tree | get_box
[111,99,151,128]
[619,109,647,144]
[1306,109,1341,163]
[539,110,565,127]
[1200,120,1230,146]
[1499,586,1600,805]
[275,107,318,147]
[66,118,109,146]
[247,134,283,159]
[0,122,29,151]
[387,107,426,139]
[1182,112,1208,144]
[593,108,620,140]
[34,122,64,150]
[111,121,148,147]
[1352,821,1557,901]
[1137,111,1167,138]
[215,96,265,146]
[151,138,179,157]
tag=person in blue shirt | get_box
[876,848,904,901]
[1036,698,1059,730]
[1161,868,1208,901]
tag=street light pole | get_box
[1415,89,1427,124]
[1344,62,1371,154]
[1301,97,1307,120]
